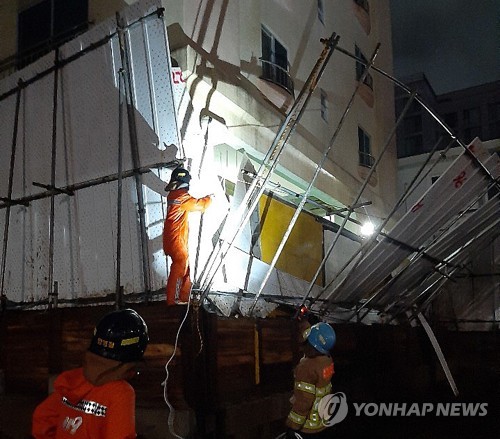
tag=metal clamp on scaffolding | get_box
[0,197,29,207]
[32,182,75,196]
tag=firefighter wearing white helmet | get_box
[285,321,336,438]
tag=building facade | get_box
[0,0,398,231]
[395,73,500,158]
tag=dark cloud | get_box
[390,0,500,93]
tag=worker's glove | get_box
[285,428,302,439]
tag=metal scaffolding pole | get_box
[359,184,496,323]
[285,44,385,312]
[248,43,382,315]
[0,80,23,301]
[116,12,152,301]
[47,49,60,307]
[199,33,341,302]
[115,70,125,309]
[0,162,176,210]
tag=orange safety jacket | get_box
[32,353,138,438]
[162,189,212,253]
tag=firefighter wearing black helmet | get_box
[32,309,148,438]
[163,166,212,305]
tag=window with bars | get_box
[261,26,293,94]
[355,45,373,89]
[358,127,374,167]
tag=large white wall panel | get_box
[0,0,178,303]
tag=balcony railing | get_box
[260,58,295,96]
[359,150,375,168]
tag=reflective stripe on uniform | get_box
[304,418,323,429]
[316,383,331,397]
[295,381,315,394]
[294,381,331,397]
[287,410,306,425]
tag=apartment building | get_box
[0,0,397,229]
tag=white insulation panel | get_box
[0,0,179,302]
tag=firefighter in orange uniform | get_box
[163,167,212,306]
[32,309,149,438]
[285,321,336,438]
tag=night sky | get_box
[390,0,500,94]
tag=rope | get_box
[162,296,192,439]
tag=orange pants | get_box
[165,240,192,305]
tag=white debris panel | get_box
[321,138,500,321]
[0,0,178,303]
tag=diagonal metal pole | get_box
[115,69,125,309]
[198,34,341,302]
[193,117,212,283]
[116,12,152,301]
[312,91,418,314]
[391,213,500,323]
[0,80,23,302]
[287,44,383,313]
[338,138,457,321]
[359,182,497,323]
[417,312,459,397]
[312,90,418,312]
[248,44,384,314]
[47,49,60,307]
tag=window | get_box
[261,26,293,94]
[317,0,325,24]
[18,0,88,68]
[355,45,373,89]
[320,89,328,122]
[462,107,482,143]
[358,127,374,167]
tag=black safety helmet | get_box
[170,167,191,185]
[89,309,149,363]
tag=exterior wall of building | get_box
[0,0,398,306]
[395,73,500,158]
[1,0,398,228]
[0,1,129,77]
[162,0,397,227]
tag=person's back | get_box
[32,309,148,438]
[162,167,212,305]
[286,322,336,438]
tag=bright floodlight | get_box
[360,221,375,237]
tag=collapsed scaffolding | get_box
[0,0,498,336]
